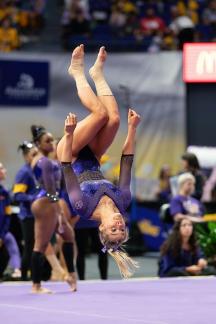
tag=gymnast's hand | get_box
[128,109,141,129]
[64,113,77,135]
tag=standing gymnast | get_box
[13,141,38,280]
[30,126,77,293]
[57,44,140,278]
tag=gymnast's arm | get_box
[119,109,140,191]
[59,113,85,210]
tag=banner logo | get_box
[196,51,216,75]
[183,43,216,83]
[5,73,46,99]
[17,73,34,89]
[0,60,49,106]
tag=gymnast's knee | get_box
[109,113,120,128]
[95,103,109,122]
[34,241,49,254]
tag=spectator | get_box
[177,0,199,24]
[169,6,195,49]
[156,165,172,204]
[0,16,19,52]
[170,173,205,223]
[203,0,216,25]
[90,0,111,24]
[162,28,177,50]
[64,0,90,19]
[109,5,127,36]
[30,0,46,33]
[116,0,137,15]
[158,217,216,277]
[62,7,90,47]
[181,152,205,200]
[140,8,165,35]
[0,162,21,279]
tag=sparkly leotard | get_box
[62,146,133,220]
[33,157,62,200]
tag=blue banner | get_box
[0,59,49,106]
[131,203,167,251]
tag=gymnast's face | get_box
[0,163,6,181]
[25,147,38,164]
[39,133,54,154]
[102,213,126,242]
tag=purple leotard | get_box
[62,146,133,220]
[33,157,62,200]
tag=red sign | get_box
[183,43,216,83]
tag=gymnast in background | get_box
[13,141,38,281]
[30,126,77,293]
[57,44,140,278]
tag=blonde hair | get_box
[99,228,139,278]
[178,172,195,189]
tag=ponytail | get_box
[99,228,139,278]
[108,249,139,279]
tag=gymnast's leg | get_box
[58,211,77,292]
[57,44,109,161]
[31,199,58,293]
[89,46,120,159]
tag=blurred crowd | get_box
[1,0,216,52]
[61,0,216,51]
[0,0,46,52]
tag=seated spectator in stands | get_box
[62,7,90,46]
[177,0,199,24]
[202,0,216,37]
[0,16,20,52]
[197,14,214,41]
[0,2,8,22]
[109,4,127,37]
[140,8,165,36]
[169,6,195,49]
[181,152,205,200]
[156,165,172,204]
[30,0,46,33]
[158,217,216,277]
[162,28,177,50]
[0,162,21,279]
[90,0,111,24]
[170,173,204,223]
[117,0,137,15]
[125,12,139,36]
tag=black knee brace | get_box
[31,251,43,284]
[62,242,75,273]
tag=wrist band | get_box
[61,162,72,165]
[46,192,59,203]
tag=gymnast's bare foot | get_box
[31,284,53,294]
[66,272,77,292]
[89,46,107,80]
[68,44,85,78]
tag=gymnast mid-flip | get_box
[57,44,140,278]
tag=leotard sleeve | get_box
[61,162,87,213]
[118,154,134,208]
[39,158,57,195]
